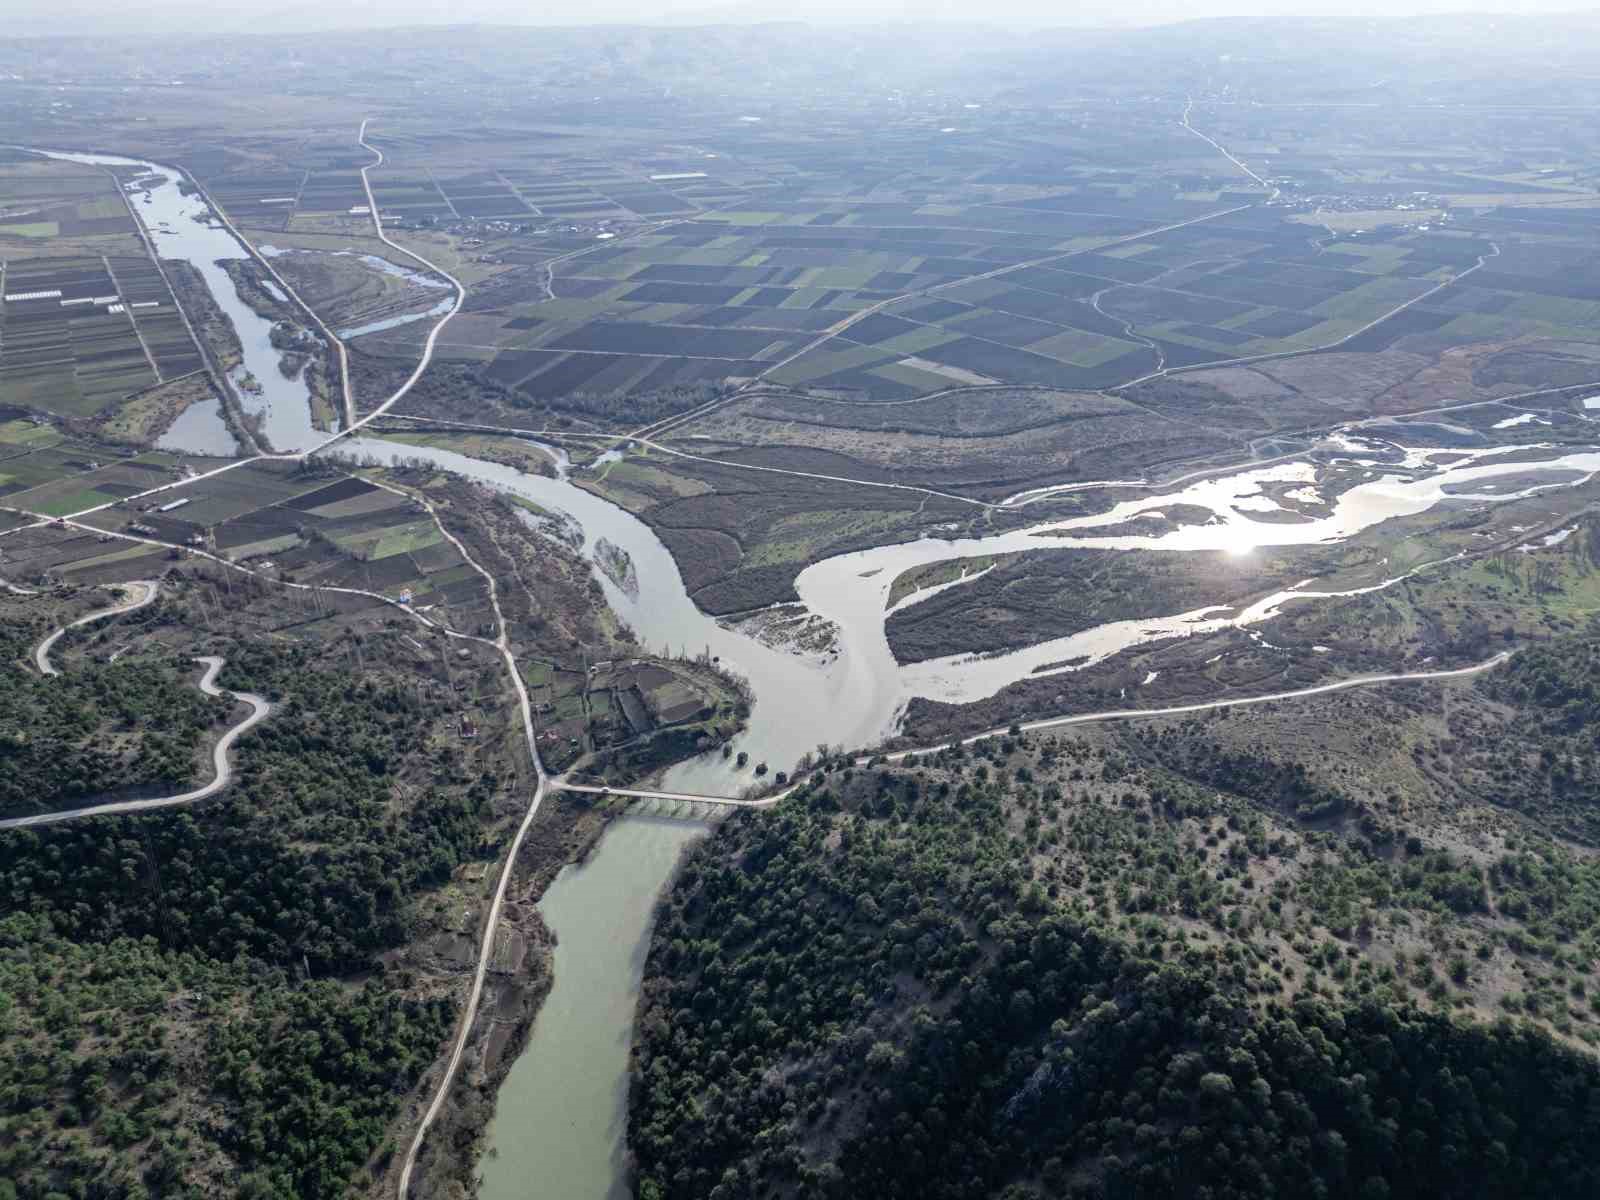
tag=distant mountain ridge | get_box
[9,2,1600,38]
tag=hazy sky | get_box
[10,0,1600,35]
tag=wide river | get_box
[476,815,710,1200]
[35,141,1600,1196]
[368,425,1598,1198]
[37,147,1600,795]
[340,433,1600,796]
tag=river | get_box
[33,149,323,454]
[443,428,1597,1197]
[341,434,1600,795]
[476,815,711,1200]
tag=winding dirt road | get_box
[3,653,271,830]
[32,579,159,676]
[346,120,468,435]
[382,480,550,1200]
[884,652,1513,758]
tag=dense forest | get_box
[631,713,1600,1199]
[0,640,501,1200]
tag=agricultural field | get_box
[525,654,743,778]
[0,154,209,428]
[340,111,1588,428]
[0,152,146,260]
[665,386,1238,499]
[407,181,1265,410]
[285,97,1593,496]
[183,138,373,238]
[0,417,217,523]
[2,256,161,416]
[159,467,488,617]
[0,448,484,622]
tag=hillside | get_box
[630,628,1600,1199]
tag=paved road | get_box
[1,655,270,830]
[32,580,159,675]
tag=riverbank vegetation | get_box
[901,487,1600,745]
[578,451,976,614]
[885,545,1333,664]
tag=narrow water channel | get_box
[33,148,323,453]
[477,815,711,1200]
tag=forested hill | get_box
[0,640,499,1199]
[631,726,1600,1200]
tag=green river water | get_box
[477,814,711,1200]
